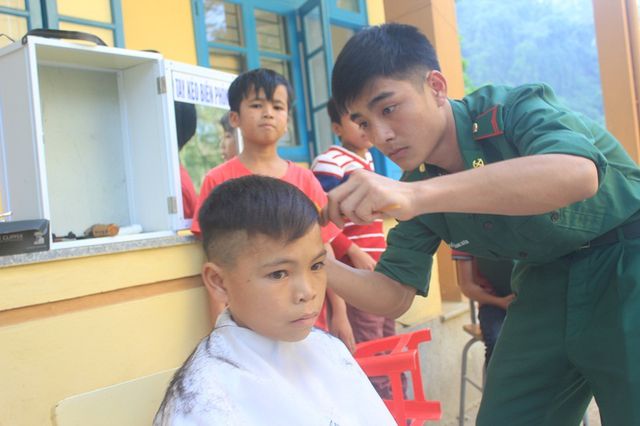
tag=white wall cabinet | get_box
[0,36,183,248]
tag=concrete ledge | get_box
[439,301,470,323]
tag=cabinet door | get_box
[0,42,46,222]
[165,60,236,229]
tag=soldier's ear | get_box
[426,70,448,104]
[202,261,230,305]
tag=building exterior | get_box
[0,1,638,424]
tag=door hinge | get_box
[157,76,167,94]
[167,196,178,214]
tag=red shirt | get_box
[180,165,198,219]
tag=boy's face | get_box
[221,131,238,161]
[333,114,372,151]
[347,72,450,171]
[203,224,327,342]
[229,85,289,147]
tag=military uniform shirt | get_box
[376,83,640,295]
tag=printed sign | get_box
[172,71,230,108]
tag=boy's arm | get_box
[323,154,598,226]
[454,259,514,311]
[325,258,416,319]
[324,242,355,352]
[330,232,352,260]
[326,288,355,353]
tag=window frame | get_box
[193,0,310,161]
[192,0,368,164]
[42,0,124,46]
[0,0,43,40]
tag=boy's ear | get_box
[228,111,241,129]
[201,261,230,305]
[331,122,342,138]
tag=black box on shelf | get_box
[0,219,50,256]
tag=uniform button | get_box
[518,251,528,258]
[550,211,560,223]
[483,221,493,230]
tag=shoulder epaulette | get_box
[472,105,504,141]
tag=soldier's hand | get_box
[320,169,415,227]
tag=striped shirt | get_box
[312,146,386,262]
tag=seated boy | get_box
[190,68,356,349]
[154,175,395,425]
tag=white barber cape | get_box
[154,310,395,426]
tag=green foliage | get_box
[462,57,476,95]
[179,105,226,193]
[456,0,604,124]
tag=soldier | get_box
[324,23,640,425]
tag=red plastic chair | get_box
[353,329,442,425]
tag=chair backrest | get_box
[52,368,177,426]
[354,329,442,425]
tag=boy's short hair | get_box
[198,175,319,264]
[174,101,197,151]
[331,23,441,111]
[219,111,233,133]
[326,98,345,125]
[227,68,294,113]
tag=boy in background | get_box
[311,98,398,398]
[219,111,239,161]
[191,68,357,350]
[452,250,514,366]
[174,101,198,219]
[154,176,395,425]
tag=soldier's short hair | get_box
[332,23,441,112]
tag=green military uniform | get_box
[376,84,640,425]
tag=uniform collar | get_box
[401,98,486,182]
[450,99,487,171]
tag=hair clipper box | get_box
[0,219,50,256]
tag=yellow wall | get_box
[384,0,465,99]
[592,0,640,162]
[0,276,209,425]
[2,244,204,311]
[121,0,197,64]
[366,0,386,25]
[0,243,208,426]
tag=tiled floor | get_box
[451,398,601,426]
